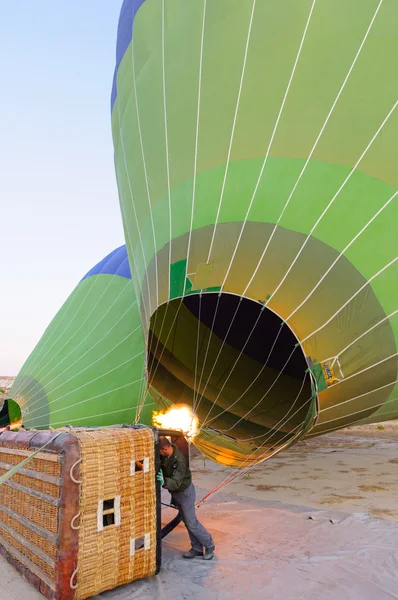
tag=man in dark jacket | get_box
[159,436,215,560]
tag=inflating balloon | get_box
[111,0,398,466]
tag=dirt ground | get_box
[191,423,398,520]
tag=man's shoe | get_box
[203,546,215,560]
[183,549,203,559]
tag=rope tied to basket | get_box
[0,431,64,487]
[69,458,82,484]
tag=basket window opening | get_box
[98,496,121,531]
[130,534,151,556]
[131,457,150,474]
[135,537,144,551]
[103,499,115,527]
[135,460,144,472]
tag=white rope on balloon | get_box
[206,0,258,264]
[319,377,398,415]
[314,394,398,430]
[184,0,207,288]
[24,350,145,422]
[45,402,156,429]
[24,319,142,416]
[201,238,398,434]
[116,99,152,326]
[220,0,319,292]
[192,2,392,417]
[204,352,398,439]
[262,100,398,311]
[131,32,159,309]
[12,256,131,398]
[235,371,310,442]
[22,287,136,410]
[284,189,398,323]
[197,393,317,505]
[240,0,384,298]
[327,307,398,367]
[161,0,172,301]
[200,344,300,431]
[300,254,398,345]
[193,293,231,414]
[194,307,284,416]
[191,0,318,418]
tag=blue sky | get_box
[0,1,125,374]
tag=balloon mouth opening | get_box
[0,399,22,431]
[147,292,313,445]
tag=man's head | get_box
[159,436,174,457]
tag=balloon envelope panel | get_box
[10,246,152,429]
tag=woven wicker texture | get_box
[0,509,57,558]
[0,481,58,533]
[0,466,60,497]
[0,451,61,477]
[74,428,157,600]
[0,527,55,578]
[0,437,64,597]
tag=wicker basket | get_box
[0,426,161,600]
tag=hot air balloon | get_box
[111,0,398,467]
[9,246,152,429]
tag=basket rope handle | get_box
[70,458,82,484]
[70,568,78,590]
[70,512,81,530]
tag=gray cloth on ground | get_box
[171,483,214,552]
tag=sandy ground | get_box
[191,424,398,520]
[1,425,398,600]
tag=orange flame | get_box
[9,418,22,431]
[152,405,199,439]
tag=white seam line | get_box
[301,254,398,343]
[317,394,398,427]
[286,188,398,322]
[25,377,147,423]
[24,283,135,408]
[236,372,309,442]
[206,0,257,264]
[241,0,384,297]
[132,33,159,308]
[333,307,398,363]
[201,345,299,431]
[319,377,398,414]
[264,98,398,307]
[116,95,152,325]
[224,0,318,292]
[29,398,155,428]
[25,319,141,414]
[162,0,172,298]
[24,351,145,420]
[185,0,207,290]
[13,258,131,399]
[193,0,317,416]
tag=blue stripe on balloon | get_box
[111,0,147,110]
[81,245,132,281]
